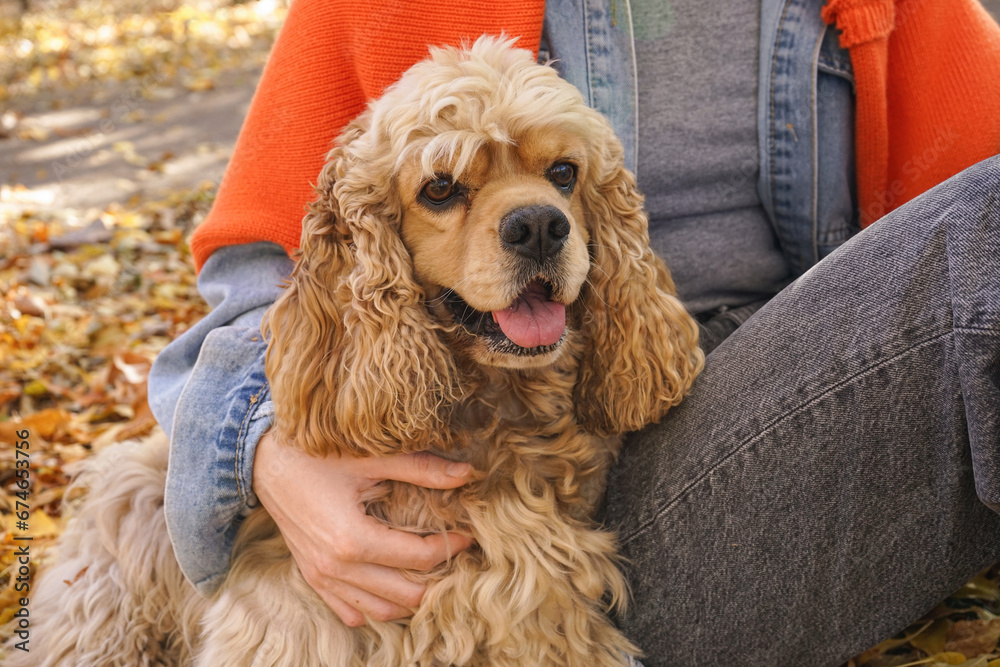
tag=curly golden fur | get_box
[6,37,703,667]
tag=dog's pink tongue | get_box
[493,284,566,348]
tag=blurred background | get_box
[0,0,286,650]
[1,1,999,666]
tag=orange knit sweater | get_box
[190,0,1000,270]
[822,0,1000,226]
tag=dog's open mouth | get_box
[444,279,567,356]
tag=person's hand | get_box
[252,430,475,626]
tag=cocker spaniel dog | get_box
[10,36,703,667]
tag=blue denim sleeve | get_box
[147,241,294,595]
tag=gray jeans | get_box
[605,156,1000,666]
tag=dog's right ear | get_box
[262,146,354,458]
[263,133,461,458]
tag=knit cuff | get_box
[821,0,895,48]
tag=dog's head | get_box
[264,36,703,457]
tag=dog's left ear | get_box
[574,152,704,436]
[264,126,461,457]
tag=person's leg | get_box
[604,155,1000,667]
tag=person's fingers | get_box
[348,519,475,570]
[318,590,367,627]
[254,431,479,626]
[363,451,474,489]
[302,553,429,610]
[324,560,427,609]
[284,539,367,627]
[321,578,414,623]
[288,540,415,625]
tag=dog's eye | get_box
[547,162,577,191]
[421,175,458,205]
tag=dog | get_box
[7,36,703,666]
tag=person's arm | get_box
[148,241,292,594]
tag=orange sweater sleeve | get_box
[189,0,545,271]
[823,0,1000,227]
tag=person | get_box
[147,0,1000,664]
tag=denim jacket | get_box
[148,0,857,595]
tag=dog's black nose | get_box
[499,205,570,263]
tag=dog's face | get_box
[331,40,620,371]
[398,129,593,369]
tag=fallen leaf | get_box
[0,408,72,442]
[5,509,61,538]
[47,220,113,249]
[113,352,150,385]
[183,76,215,92]
[910,619,951,657]
[11,295,47,318]
[23,379,49,397]
[62,565,89,587]
[16,125,51,141]
[944,619,1000,658]
[0,386,21,406]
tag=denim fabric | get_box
[541,0,639,173]
[148,242,291,593]
[757,0,857,276]
[603,156,1000,666]
[544,0,857,278]
[696,299,770,355]
[814,24,858,258]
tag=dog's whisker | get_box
[585,241,617,256]
[426,274,480,307]
[586,261,612,282]
[581,275,611,313]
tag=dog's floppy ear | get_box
[263,129,460,458]
[574,144,704,436]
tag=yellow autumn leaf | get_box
[6,510,61,539]
[16,124,50,141]
[952,573,1000,601]
[122,151,150,167]
[23,379,49,397]
[111,140,135,155]
[0,408,72,443]
[184,76,216,92]
[911,619,952,657]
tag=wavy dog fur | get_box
[6,37,703,666]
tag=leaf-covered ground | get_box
[1,1,999,665]
[0,187,214,558]
[0,0,281,653]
